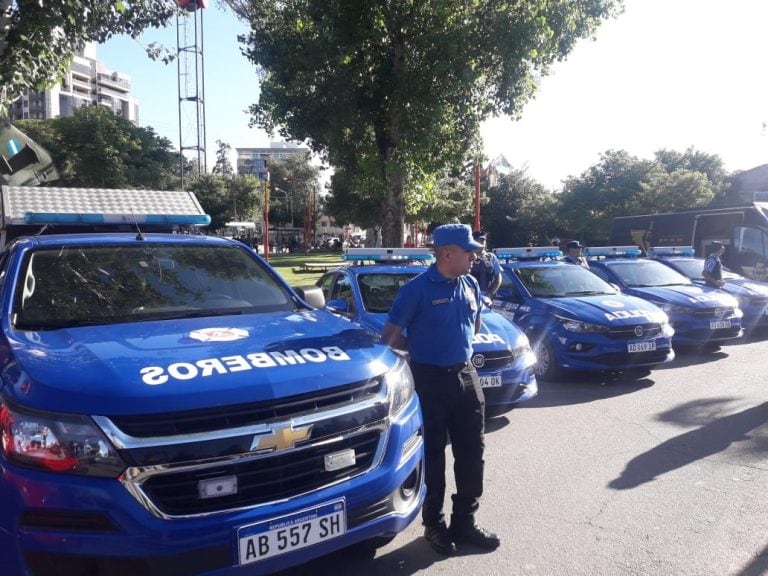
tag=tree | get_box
[212,140,234,176]
[0,0,177,109]
[187,173,263,231]
[224,0,623,245]
[17,106,181,189]
[558,148,724,244]
[484,168,558,247]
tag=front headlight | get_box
[511,333,533,357]
[383,356,415,417]
[0,398,126,478]
[557,315,609,334]
[659,303,690,315]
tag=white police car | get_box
[648,246,768,334]
[586,246,744,348]
[316,248,538,416]
[492,246,675,380]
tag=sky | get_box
[100,0,768,190]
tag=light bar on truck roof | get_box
[584,246,642,258]
[2,186,210,227]
[646,246,696,257]
[24,212,212,226]
[343,247,433,262]
[494,247,562,260]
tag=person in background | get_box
[381,223,500,557]
[469,230,502,297]
[564,240,589,268]
[702,241,726,288]
[750,259,768,281]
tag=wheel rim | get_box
[535,341,551,377]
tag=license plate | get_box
[628,340,656,353]
[238,500,346,565]
[710,320,732,329]
[480,373,502,388]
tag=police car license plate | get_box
[479,373,502,388]
[238,500,346,565]
[628,340,656,353]
[710,320,731,329]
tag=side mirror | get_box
[293,285,326,308]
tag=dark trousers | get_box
[410,362,486,528]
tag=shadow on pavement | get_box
[272,533,454,576]
[608,399,768,490]
[517,370,656,408]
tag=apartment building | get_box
[8,44,138,123]
[235,142,310,178]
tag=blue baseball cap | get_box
[432,224,483,250]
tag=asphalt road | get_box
[278,331,768,576]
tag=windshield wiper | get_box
[566,290,605,296]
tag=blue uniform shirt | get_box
[704,254,722,281]
[388,263,481,366]
[470,251,502,292]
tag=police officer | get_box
[564,240,590,268]
[702,241,726,288]
[381,223,500,556]
[470,230,502,297]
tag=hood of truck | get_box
[1,310,395,415]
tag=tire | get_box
[533,337,560,381]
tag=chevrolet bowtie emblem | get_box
[251,424,313,452]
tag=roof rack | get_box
[343,247,433,263]
[584,246,642,258]
[646,246,696,257]
[494,246,562,261]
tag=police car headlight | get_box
[384,357,415,417]
[0,399,127,478]
[511,334,532,357]
[557,316,609,334]
[659,303,689,315]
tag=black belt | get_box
[411,360,471,373]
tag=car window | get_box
[317,273,336,301]
[496,269,523,301]
[330,274,355,315]
[14,243,294,328]
[357,273,417,312]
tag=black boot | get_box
[424,522,457,556]
[449,520,500,550]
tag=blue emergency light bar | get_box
[584,246,642,258]
[24,212,212,226]
[494,247,562,260]
[343,247,434,262]
[646,246,696,257]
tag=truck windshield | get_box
[13,243,295,329]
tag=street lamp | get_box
[272,187,294,227]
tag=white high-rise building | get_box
[9,43,139,123]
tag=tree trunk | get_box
[380,168,405,247]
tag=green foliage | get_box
[558,148,724,244]
[266,154,321,228]
[188,173,263,231]
[212,140,234,176]
[484,168,559,247]
[0,0,177,108]
[226,0,623,245]
[16,106,181,189]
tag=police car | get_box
[316,248,538,416]
[586,246,744,347]
[0,189,425,576]
[491,246,675,380]
[648,246,768,333]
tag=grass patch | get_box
[264,252,344,286]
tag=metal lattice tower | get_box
[176,5,207,188]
